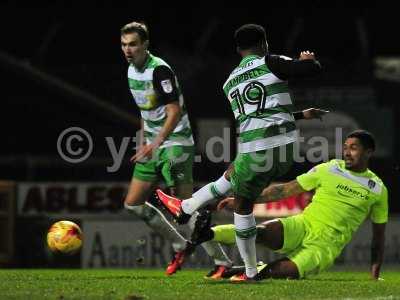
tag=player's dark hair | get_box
[234,24,267,50]
[121,21,149,42]
[346,130,376,151]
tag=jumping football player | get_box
[157,23,322,281]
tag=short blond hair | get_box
[120,21,149,42]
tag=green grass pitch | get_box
[0,269,399,299]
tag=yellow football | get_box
[47,221,82,255]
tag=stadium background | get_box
[0,1,399,269]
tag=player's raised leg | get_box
[156,169,232,224]
[182,168,233,215]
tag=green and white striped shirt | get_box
[223,55,297,153]
[128,53,194,148]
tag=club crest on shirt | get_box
[161,79,173,93]
[145,81,153,89]
[368,179,376,189]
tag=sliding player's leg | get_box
[256,216,304,279]
[185,209,300,279]
[207,218,300,279]
[191,219,283,249]
[182,167,233,215]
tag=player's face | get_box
[343,137,371,171]
[121,33,148,67]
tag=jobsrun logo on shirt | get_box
[336,184,370,201]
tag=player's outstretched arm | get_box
[217,180,306,210]
[371,222,386,280]
[266,51,322,80]
[255,180,306,203]
[293,108,330,121]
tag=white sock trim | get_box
[213,172,231,196]
[234,212,256,230]
[182,173,232,215]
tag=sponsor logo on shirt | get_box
[329,165,382,194]
[336,184,370,201]
[161,79,173,93]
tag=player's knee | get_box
[233,196,253,214]
[256,220,284,250]
[234,206,252,215]
[225,166,234,180]
[124,193,144,206]
[124,195,134,206]
[170,184,192,199]
[256,224,266,237]
[270,270,300,280]
[268,259,300,280]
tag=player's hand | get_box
[131,136,164,163]
[217,197,235,211]
[299,51,315,60]
[302,108,329,120]
[130,144,156,163]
